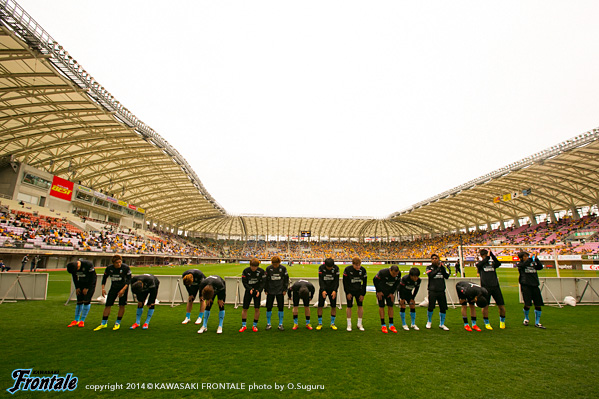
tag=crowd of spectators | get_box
[189,213,599,260]
[2,203,598,262]
[0,208,212,258]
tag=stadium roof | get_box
[1,0,599,240]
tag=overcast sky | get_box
[15,0,599,218]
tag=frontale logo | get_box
[7,369,78,394]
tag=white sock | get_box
[347,319,352,328]
[358,318,363,326]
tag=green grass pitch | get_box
[1,264,599,398]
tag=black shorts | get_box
[377,293,394,308]
[346,291,364,308]
[105,287,128,307]
[186,284,200,299]
[292,292,311,307]
[484,285,505,306]
[458,298,475,306]
[136,288,159,306]
[76,284,96,303]
[456,289,475,305]
[205,290,226,311]
[317,289,337,308]
[521,285,544,307]
[428,290,448,312]
[399,288,416,303]
[266,294,285,311]
[243,289,262,309]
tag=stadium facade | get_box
[1,0,599,243]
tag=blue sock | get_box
[145,309,154,324]
[267,311,272,325]
[136,308,143,324]
[242,320,247,327]
[400,311,406,326]
[186,312,191,319]
[305,317,310,326]
[427,311,433,323]
[500,316,506,322]
[81,304,91,321]
[203,310,210,328]
[218,310,225,327]
[115,318,121,325]
[253,320,258,327]
[440,312,446,326]
[101,319,107,326]
[331,315,336,325]
[198,311,203,320]
[293,315,298,324]
[318,316,323,325]
[410,311,416,325]
[278,311,284,326]
[471,317,477,326]
[534,310,541,325]
[484,318,490,325]
[74,304,82,321]
[523,308,530,321]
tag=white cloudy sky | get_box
[15,0,599,218]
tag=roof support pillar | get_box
[570,205,580,220]
[529,213,537,226]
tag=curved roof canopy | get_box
[1,0,598,240]
[390,132,599,234]
[0,0,226,228]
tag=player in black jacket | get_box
[94,255,131,331]
[398,267,421,331]
[288,279,315,330]
[517,251,546,329]
[476,249,506,329]
[456,281,488,332]
[240,258,265,332]
[181,269,206,325]
[425,254,450,331]
[316,258,340,330]
[197,275,227,334]
[264,256,289,331]
[343,257,367,331]
[66,259,96,328]
[130,274,160,330]
[373,265,401,333]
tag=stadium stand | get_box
[2,198,598,268]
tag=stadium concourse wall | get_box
[0,272,48,302]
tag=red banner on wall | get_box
[49,176,74,201]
